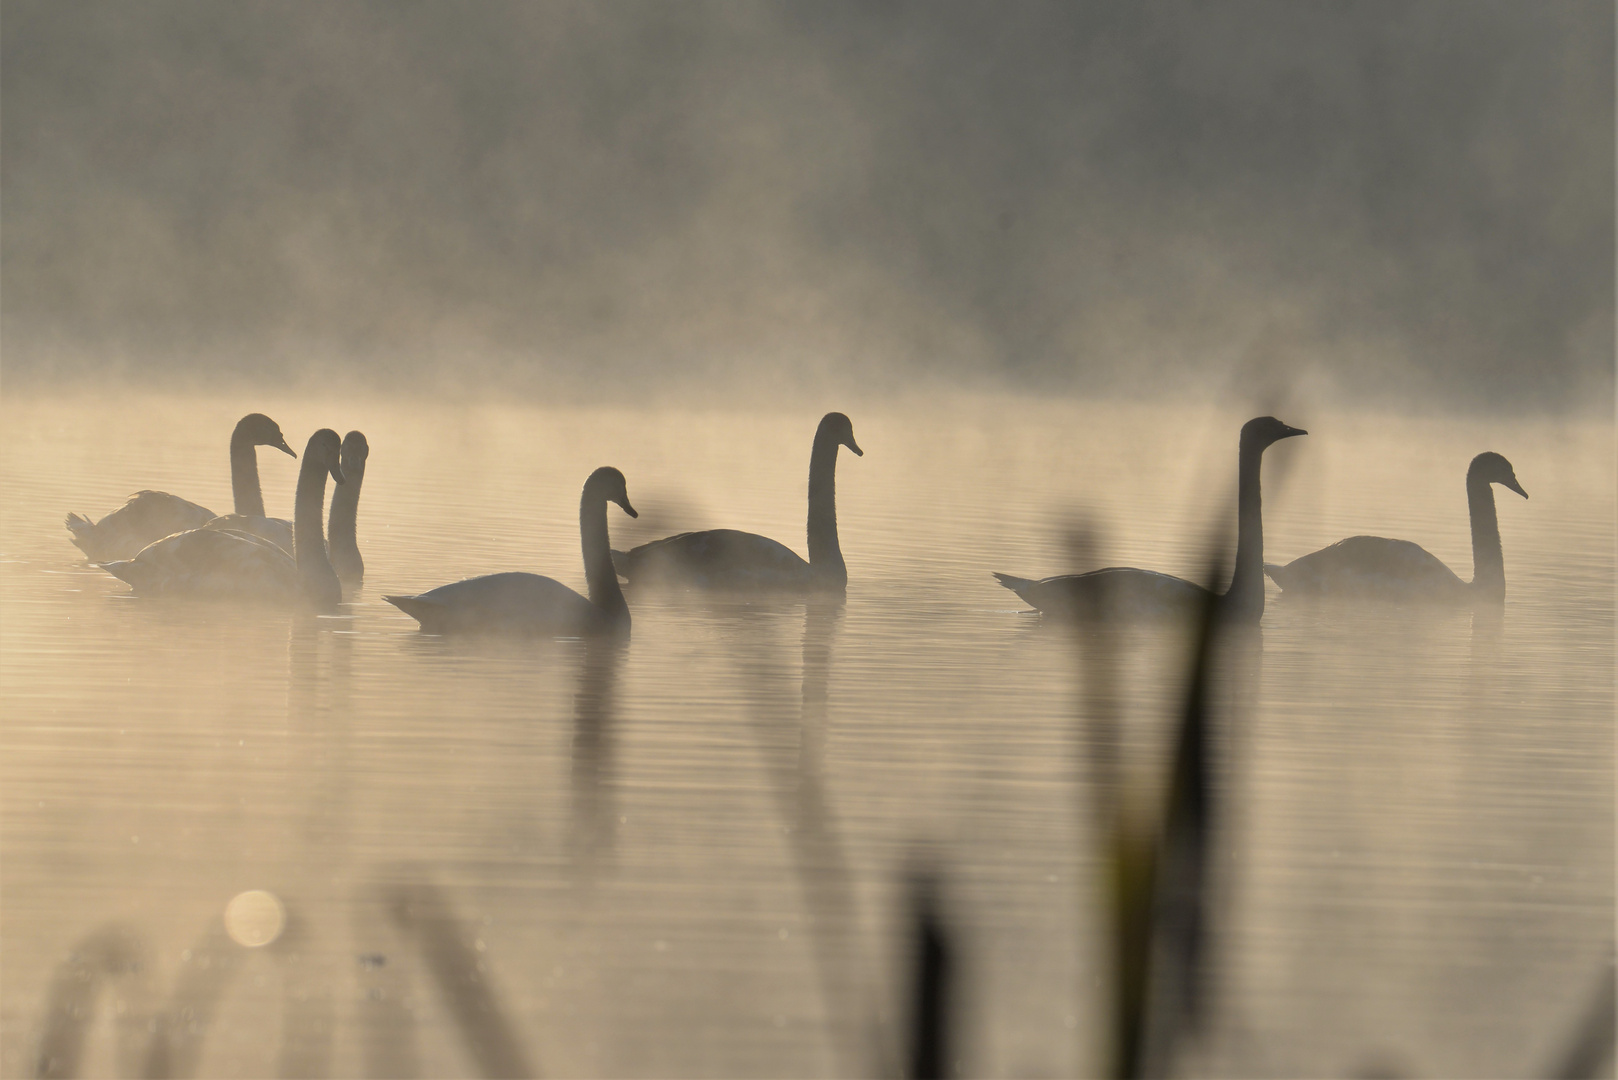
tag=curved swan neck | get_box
[581,493,629,620]
[1466,474,1505,600]
[229,424,267,518]
[328,458,364,563]
[1225,440,1268,616]
[806,431,846,586]
[293,453,335,583]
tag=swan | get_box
[98,429,347,608]
[384,466,637,636]
[328,431,369,588]
[612,412,863,592]
[1263,451,1527,603]
[993,416,1306,622]
[65,413,297,562]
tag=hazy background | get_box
[2,1,1612,411]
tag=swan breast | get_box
[1264,536,1467,600]
[385,572,610,635]
[616,529,813,590]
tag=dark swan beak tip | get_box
[622,501,639,518]
[331,465,347,485]
[1288,426,1308,438]
[847,441,864,457]
[281,443,298,458]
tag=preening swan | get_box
[328,431,368,588]
[384,467,637,636]
[1264,451,1527,603]
[994,416,1306,623]
[612,412,863,592]
[98,429,347,609]
[65,413,297,562]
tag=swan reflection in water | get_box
[570,637,625,875]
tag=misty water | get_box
[1,393,1610,1078]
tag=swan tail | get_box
[1262,562,1293,591]
[384,594,445,630]
[992,572,1038,603]
[610,549,632,579]
[65,513,101,559]
[97,560,141,589]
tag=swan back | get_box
[66,491,218,562]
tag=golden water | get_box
[1,393,1611,1077]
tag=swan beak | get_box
[845,437,864,457]
[618,497,639,519]
[275,437,297,458]
[330,463,347,485]
[1505,477,1528,499]
[1282,425,1308,439]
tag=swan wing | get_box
[1265,536,1466,600]
[99,528,297,598]
[66,490,218,562]
[203,514,295,555]
[617,529,813,590]
[384,572,606,635]
[995,566,1211,620]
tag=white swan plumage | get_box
[65,413,297,562]
[1264,451,1526,603]
[613,412,862,593]
[97,429,347,609]
[994,416,1307,623]
[384,466,636,636]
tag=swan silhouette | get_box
[384,467,636,636]
[65,413,297,562]
[612,412,863,592]
[328,431,369,588]
[1264,451,1527,603]
[97,429,346,609]
[994,416,1306,622]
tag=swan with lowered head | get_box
[98,429,346,609]
[1264,451,1526,603]
[993,416,1306,623]
[612,412,863,593]
[385,466,637,636]
[328,431,369,588]
[65,413,297,562]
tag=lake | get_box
[1,392,1611,1078]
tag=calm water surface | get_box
[1,393,1611,1078]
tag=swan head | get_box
[819,412,863,457]
[1240,415,1308,451]
[305,429,346,485]
[585,466,638,518]
[238,413,297,457]
[1468,452,1527,499]
[339,431,369,475]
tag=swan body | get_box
[994,416,1307,623]
[98,429,346,609]
[613,412,862,593]
[65,413,297,562]
[66,492,218,563]
[1264,451,1526,603]
[328,431,368,587]
[993,567,1213,620]
[385,466,636,637]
